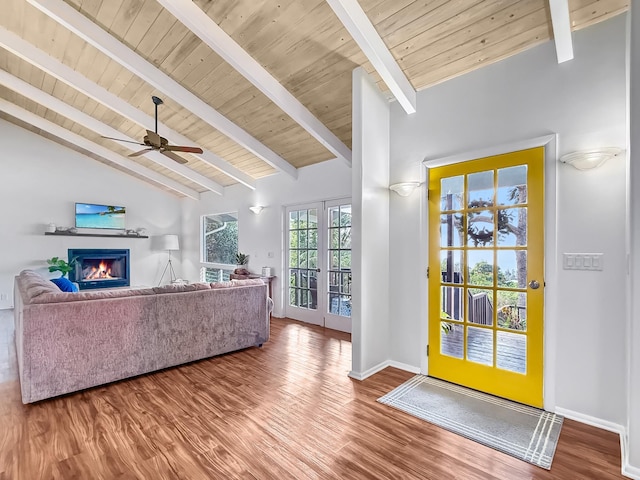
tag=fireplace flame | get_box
[85,261,114,280]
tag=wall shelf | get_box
[44,232,148,239]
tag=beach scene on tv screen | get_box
[76,203,125,229]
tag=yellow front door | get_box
[428,147,544,407]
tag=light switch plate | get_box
[562,253,603,271]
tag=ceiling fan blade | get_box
[129,148,154,157]
[163,145,204,154]
[161,150,189,164]
[101,136,145,146]
[145,130,162,147]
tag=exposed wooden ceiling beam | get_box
[548,0,574,63]
[0,28,256,190]
[326,0,417,114]
[0,99,200,200]
[157,0,353,166]
[0,69,223,196]
[27,0,298,179]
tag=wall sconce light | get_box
[249,205,265,214]
[560,148,622,170]
[389,182,421,197]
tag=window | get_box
[200,212,238,282]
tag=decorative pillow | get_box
[50,277,79,293]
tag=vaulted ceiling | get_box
[1,0,628,199]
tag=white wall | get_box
[627,1,640,474]
[350,67,391,378]
[389,14,628,425]
[180,158,351,318]
[0,118,183,307]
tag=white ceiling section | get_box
[0,99,200,199]
[0,0,627,195]
[548,0,575,63]
[26,0,299,178]
[326,0,417,114]
[0,27,256,190]
[157,0,353,166]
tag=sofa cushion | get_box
[50,277,78,293]
[152,282,211,294]
[19,270,61,303]
[231,279,266,287]
[30,287,156,304]
[211,281,235,289]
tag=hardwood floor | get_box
[0,310,625,479]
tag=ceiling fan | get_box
[102,96,203,164]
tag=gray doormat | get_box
[377,375,563,469]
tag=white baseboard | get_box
[554,407,625,434]
[555,407,640,479]
[388,360,421,374]
[349,360,421,381]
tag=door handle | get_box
[316,268,321,272]
[528,280,540,290]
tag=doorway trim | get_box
[421,134,558,411]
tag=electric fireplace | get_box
[68,249,130,290]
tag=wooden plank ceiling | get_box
[1,0,628,197]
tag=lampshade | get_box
[560,148,622,170]
[158,234,180,251]
[390,182,421,197]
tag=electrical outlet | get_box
[267,251,274,258]
[0,293,8,301]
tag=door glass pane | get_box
[498,165,527,205]
[467,250,493,286]
[440,250,463,284]
[497,331,526,373]
[497,250,526,288]
[497,208,527,246]
[308,209,318,228]
[327,204,352,318]
[441,214,463,247]
[441,176,463,211]
[468,288,493,326]
[467,210,494,247]
[467,326,493,366]
[289,211,298,230]
[497,291,527,331]
[441,322,463,359]
[288,208,318,312]
[467,171,494,208]
[441,286,463,322]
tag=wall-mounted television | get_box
[75,203,126,230]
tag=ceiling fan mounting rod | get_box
[152,95,163,134]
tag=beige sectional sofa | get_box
[14,270,271,403]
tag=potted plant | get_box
[234,252,250,275]
[46,256,77,278]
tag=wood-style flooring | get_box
[0,310,625,479]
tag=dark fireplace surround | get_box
[68,249,130,290]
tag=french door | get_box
[285,200,352,333]
[428,147,544,407]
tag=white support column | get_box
[350,67,391,379]
[627,2,640,477]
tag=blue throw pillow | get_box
[51,277,79,292]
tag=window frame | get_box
[200,211,239,275]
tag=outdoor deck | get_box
[441,324,526,373]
